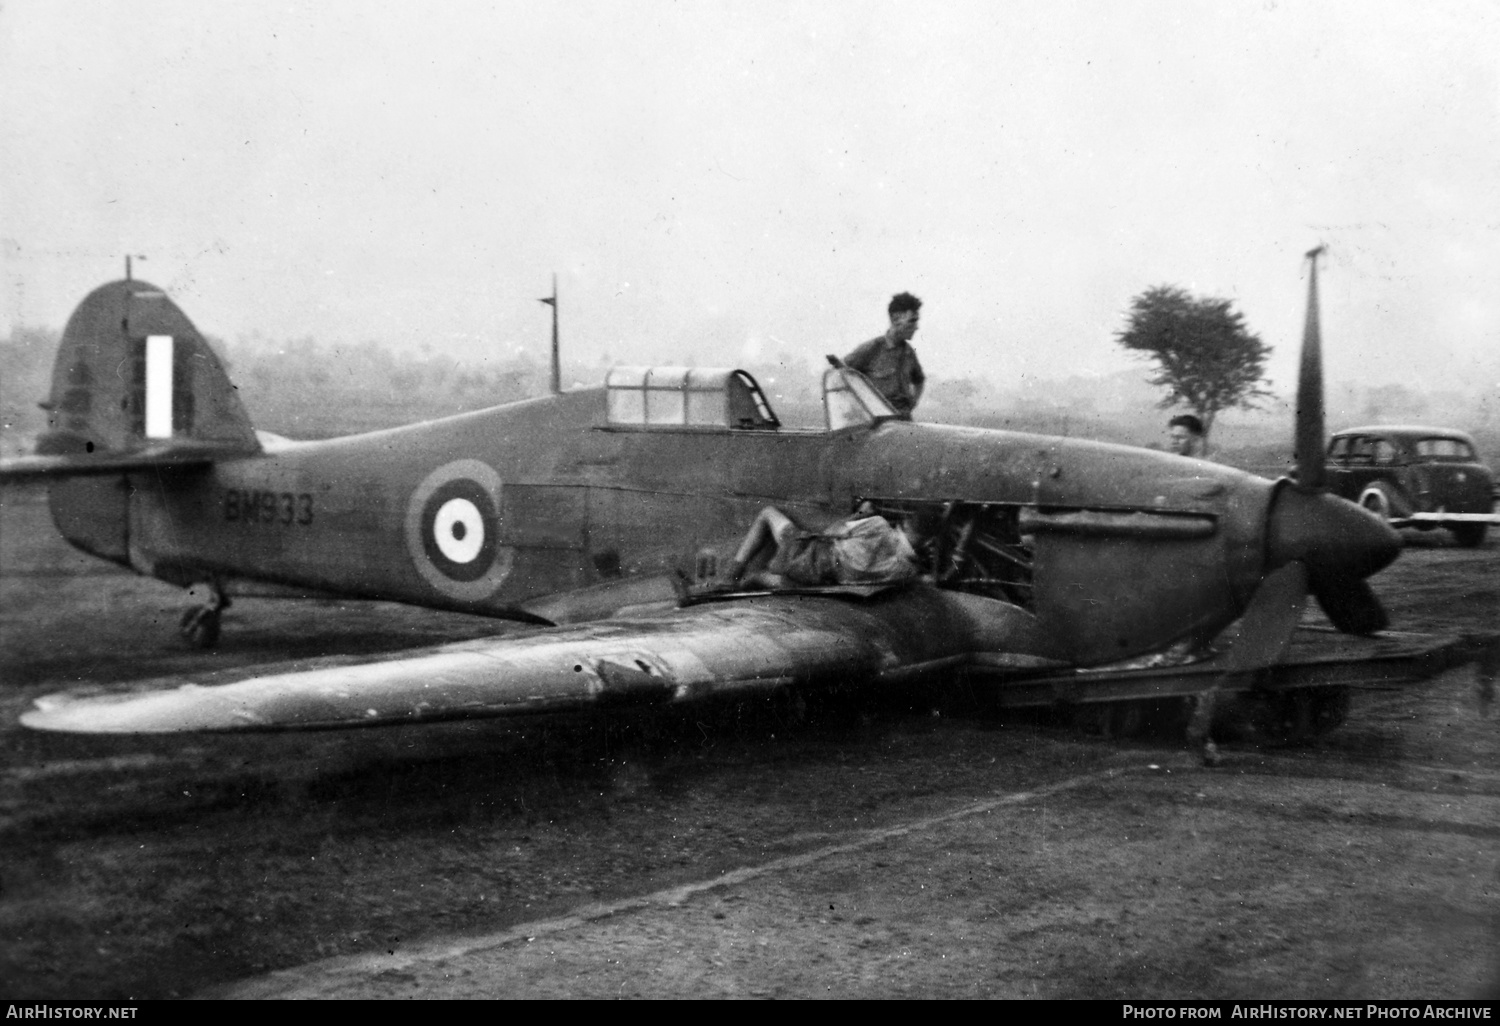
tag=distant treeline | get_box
[0,327,56,455]
[0,327,558,445]
[2,327,1496,476]
[215,335,552,439]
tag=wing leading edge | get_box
[21,585,1049,734]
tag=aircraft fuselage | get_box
[97,386,1276,666]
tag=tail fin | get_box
[36,279,259,460]
[0,281,262,567]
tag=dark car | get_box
[1326,425,1497,547]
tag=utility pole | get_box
[539,274,560,394]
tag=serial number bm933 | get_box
[224,489,314,526]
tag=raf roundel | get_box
[404,460,513,601]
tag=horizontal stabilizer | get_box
[21,586,1048,734]
[0,439,257,483]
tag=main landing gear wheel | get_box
[179,583,228,649]
[1073,699,1153,738]
[1108,700,1147,738]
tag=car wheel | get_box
[1358,482,1396,521]
[1451,523,1488,548]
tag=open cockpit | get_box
[602,359,903,434]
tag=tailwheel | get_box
[178,606,221,649]
[179,582,228,649]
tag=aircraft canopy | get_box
[605,367,780,431]
[822,361,899,431]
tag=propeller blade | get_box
[1221,561,1310,674]
[1191,561,1311,766]
[1295,246,1327,491]
[1310,575,1389,636]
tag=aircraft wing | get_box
[21,585,1050,734]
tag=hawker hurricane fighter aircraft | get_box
[2,252,1405,738]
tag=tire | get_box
[179,606,222,649]
[1358,482,1397,521]
[1106,700,1146,738]
[1070,703,1109,735]
[1451,523,1488,548]
[1310,687,1350,735]
[1273,691,1316,745]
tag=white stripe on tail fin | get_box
[145,334,174,439]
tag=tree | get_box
[1115,285,1272,452]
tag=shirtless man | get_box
[727,503,920,587]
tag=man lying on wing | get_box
[727,502,922,588]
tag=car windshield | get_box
[1413,438,1476,461]
[1330,436,1378,465]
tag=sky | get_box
[3,0,1499,399]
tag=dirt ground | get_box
[1,487,1497,999]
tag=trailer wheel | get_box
[1451,523,1487,548]
[1311,687,1350,734]
[1274,691,1316,745]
